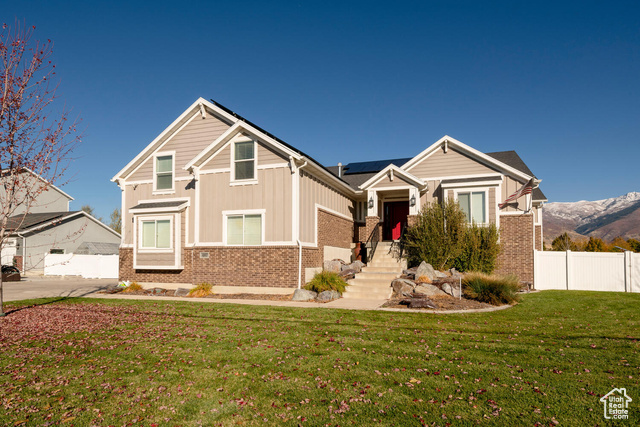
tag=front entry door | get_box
[383,201,409,240]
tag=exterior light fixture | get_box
[368,197,374,209]
[410,194,416,207]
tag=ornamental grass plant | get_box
[463,272,520,305]
[304,271,348,294]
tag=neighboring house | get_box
[2,170,121,272]
[113,98,546,289]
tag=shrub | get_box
[122,282,143,293]
[453,222,501,274]
[463,272,520,305]
[188,282,213,298]
[416,275,432,284]
[403,199,467,270]
[304,271,348,294]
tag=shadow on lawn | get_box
[2,285,111,316]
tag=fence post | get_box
[565,250,571,290]
[624,251,631,293]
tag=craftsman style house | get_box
[112,98,546,289]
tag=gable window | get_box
[226,214,262,245]
[458,191,486,224]
[233,141,255,181]
[141,219,171,249]
[155,154,173,191]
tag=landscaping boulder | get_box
[391,278,416,298]
[408,297,437,309]
[342,260,364,273]
[413,283,446,297]
[441,283,462,298]
[174,287,190,297]
[317,290,341,302]
[292,289,318,301]
[323,260,342,273]
[435,270,448,278]
[338,268,357,281]
[415,262,437,281]
[403,267,417,279]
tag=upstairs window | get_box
[155,154,173,191]
[458,191,486,224]
[233,141,255,181]
[226,214,262,245]
[141,219,171,249]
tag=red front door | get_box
[384,201,409,240]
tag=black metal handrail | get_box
[390,223,409,261]
[364,223,380,264]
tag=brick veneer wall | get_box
[364,216,381,243]
[495,214,534,283]
[120,209,354,288]
[354,222,366,243]
[535,225,543,251]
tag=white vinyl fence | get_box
[44,254,119,279]
[535,250,639,292]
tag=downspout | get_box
[297,239,303,289]
[291,156,308,289]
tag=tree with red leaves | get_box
[0,22,81,316]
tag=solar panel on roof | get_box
[342,157,413,174]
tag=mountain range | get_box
[543,192,640,244]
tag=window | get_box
[155,155,173,191]
[49,248,65,254]
[234,141,255,181]
[226,214,261,245]
[141,219,171,249]
[458,191,486,224]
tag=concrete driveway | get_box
[1,276,117,302]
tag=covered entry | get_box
[383,201,409,240]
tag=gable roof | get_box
[358,164,426,190]
[113,98,357,196]
[327,138,546,201]
[7,210,121,237]
[2,168,74,202]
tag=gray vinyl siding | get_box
[123,182,195,245]
[0,175,71,215]
[501,176,526,212]
[198,167,292,243]
[201,140,288,171]
[21,215,120,271]
[128,111,231,181]
[407,147,498,178]
[369,173,415,189]
[299,171,354,244]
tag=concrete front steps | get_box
[343,242,405,300]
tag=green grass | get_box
[1,291,639,426]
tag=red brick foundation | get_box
[495,214,534,283]
[119,209,354,288]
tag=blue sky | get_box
[5,1,640,220]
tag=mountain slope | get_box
[544,192,640,243]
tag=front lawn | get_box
[1,291,638,426]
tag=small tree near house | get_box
[0,22,81,316]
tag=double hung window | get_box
[234,141,255,181]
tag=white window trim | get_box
[453,187,490,226]
[153,151,176,194]
[137,215,174,253]
[230,137,258,185]
[222,209,265,246]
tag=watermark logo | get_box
[600,388,632,420]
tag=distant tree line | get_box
[548,233,640,253]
